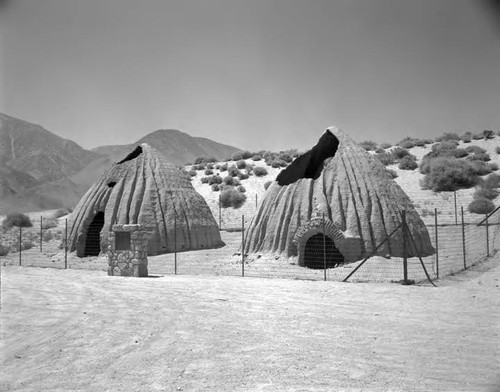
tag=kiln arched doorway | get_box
[84,211,104,256]
[303,233,344,269]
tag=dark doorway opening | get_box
[303,233,344,269]
[84,211,105,256]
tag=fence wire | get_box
[1,195,500,284]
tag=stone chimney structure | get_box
[108,224,148,277]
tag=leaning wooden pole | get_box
[343,223,403,282]
[406,229,437,287]
[402,211,409,284]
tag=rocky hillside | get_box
[0,114,242,213]
[93,129,241,167]
[0,114,100,212]
[187,132,500,229]
[0,114,98,184]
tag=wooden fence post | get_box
[435,208,439,279]
[461,206,466,270]
[241,215,245,277]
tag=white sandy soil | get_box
[1,255,499,392]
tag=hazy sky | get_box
[2,0,500,151]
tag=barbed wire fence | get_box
[2,192,500,283]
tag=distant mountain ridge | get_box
[0,113,98,183]
[93,128,241,166]
[0,113,241,213]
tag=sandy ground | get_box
[1,256,499,392]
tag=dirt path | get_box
[1,257,499,391]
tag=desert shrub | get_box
[465,145,486,154]
[461,132,472,143]
[472,132,484,140]
[468,198,495,214]
[3,213,33,229]
[360,140,378,151]
[435,132,460,142]
[483,130,495,139]
[450,148,468,158]
[209,175,222,185]
[219,188,247,209]
[484,174,500,189]
[264,181,272,190]
[227,166,241,177]
[278,153,293,163]
[236,160,247,169]
[397,137,416,149]
[419,143,468,174]
[214,164,221,170]
[43,231,54,242]
[470,161,493,176]
[0,244,10,256]
[488,163,499,172]
[188,170,197,177]
[398,155,418,170]
[419,155,433,174]
[195,163,205,170]
[473,187,499,200]
[219,163,228,172]
[391,147,411,160]
[194,156,212,164]
[232,178,241,186]
[41,219,58,229]
[380,142,392,149]
[231,152,243,161]
[237,185,246,193]
[204,169,214,175]
[237,172,249,180]
[211,184,220,192]
[262,153,275,165]
[241,151,253,159]
[375,152,395,166]
[223,176,235,186]
[467,152,491,162]
[432,141,460,153]
[421,158,480,192]
[386,169,398,179]
[201,176,210,184]
[271,159,287,168]
[206,163,214,170]
[253,166,268,177]
[251,155,262,161]
[280,148,300,158]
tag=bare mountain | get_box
[0,114,241,213]
[0,113,101,213]
[0,113,98,183]
[93,129,241,167]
